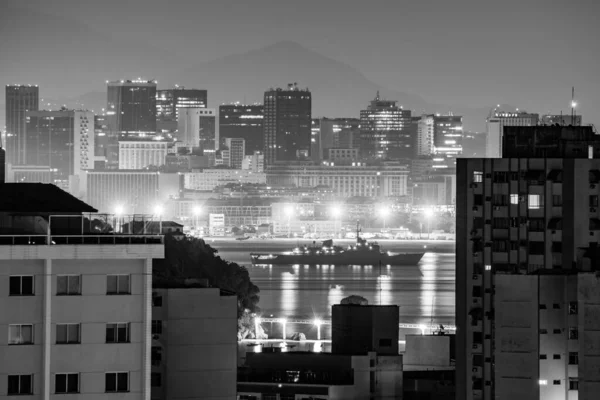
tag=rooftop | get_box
[0,183,97,213]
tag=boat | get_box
[236,236,251,241]
[250,223,425,266]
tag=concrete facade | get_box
[151,287,237,400]
[119,141,168,170]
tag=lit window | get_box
[539,379,547,385]
[528,194,542,209]
[485,265,491,271]
[510,194,519,204]
[473,171,483,183]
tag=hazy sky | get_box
[2,0,599,125]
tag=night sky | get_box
[2,0,599,129]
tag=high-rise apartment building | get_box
[156,87,207,133]
[417,114,463,161]
[456,125,600,400]
[485,111,538,158]
[360,92,412,160]
[106,80,157,168]
[177,108,217,150]
[218,104,263,154]
[263,83,312,165]
[5,85,39,165]
[118,140,168,170]
[24,110,94,191]
[224,138,245,169]
[0,182,164,399]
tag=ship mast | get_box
[356,220,361,245]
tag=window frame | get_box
[8,324,34,345]
[106,323,131,344]
[57,275,82,296]
[9,275,35,296]
[151,320,162,335]
[55,373,79,394]
[106,275,131,295]
[105,372,129,393]
[56,323,81,344]
[7,374,34,395]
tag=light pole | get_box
[379,206,390,230]
[114,205,124,234]
[314,319,323,341]
[331,206,342,237]
[154,205,164,234]
[424,208,434,240]
[284,205,294,238]
[193,205,202,234]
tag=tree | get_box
[153,234,261,321]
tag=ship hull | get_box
[250,252,425,266]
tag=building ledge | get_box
[0,242,164,259]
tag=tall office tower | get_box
[360,92,412,160]
[0,182,164,399]
[485,110,538,158]
[310,118,359,162]
[5,85,39,165]
[417,114,463,167]
[24,110,94,191]
[94,114,109,169]
[224,138,245,169]
[219,104,263,154]
[156,86,207,133]
[106,79,157,168]
[177,108,217,150]
[456,125,600,400]
[541,114,582,127]
[263,83,312,165]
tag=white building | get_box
[486,111,538,158]
[242,151,264,173]
[327,148,359,163]
[177,108,218,150]
[417,115,435,156]
[224,138,245,169]
[119,141,168,170]
[183,169,266,191]
[0,183,164,399]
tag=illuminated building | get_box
[360,92,412,160]
[118,140,168,170]
[5,84,39,165]
[24,110,94,193]
[485,110,538,158]
[177,108,217,150]
[263,83,312,164]
[106,79,157,168]
[224,137,245,169]
[456,125,600,400]
[311,118,360,162]
[417,114,463,167]
[94,114,109,169]
[267,162,409,198]
[156,86,207,133]
[218,104,263,154]
[541,114,582,127]
[183,169,266,191]
[242,151,264,173]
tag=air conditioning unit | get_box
[472,274,479,280]
[472,344,479,349]
[472,206,478,211]
[472,367,478,373]
[591,184,596,189]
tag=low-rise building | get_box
[184,169,266,191]
[119,140,168,170]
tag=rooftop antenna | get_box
[571,87,576,122]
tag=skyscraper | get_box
[456,125,600,400]
[106,79,157,168]
[310,118,360,162]
[417,114,463,167]
[485,110,538,158]
[177,108,217,150]
[5,85,39,165]
[360,92,412,160]
[218,104,263,154]
[224,137,245,169]
[24,109,94,191]
[156,86,207,133]
[263,83,312,165]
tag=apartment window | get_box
[569,378,579,391]
[151,373,161,387]
[56,324,80,344]
[552,195,563,206]
[539,354,547,360]
[7,375,33,395]
[492,218,510,229]
[379,338,392,347]
[540,329,548,334]
[473,171,483,183]
[529,218,545,232]
[553,354,561,360]
[539,304,547,310]
[105,372,129,393]
[152,293,163,307]
[528,194,543,209]
[553,380,561,385]
[106,323,130,343]
[569,327,579,340]
[493,194,508,205]
[568,352,579,365]
[57,275,81,295]
[151,320,162,335]
[473,355,483,367]
[553,329,562,334]
[510,194,519,205]
[492,241,508,252]
[590,195,599,207]
[107,275,130,295]
[9,324,33,345]
[529,242,545,255]
[55,373,79,394]
[474,195,483,206]
[569,302,578,315]
[472,286,482,298]
[9,275,34,296]
[553,303,560,309]
[152,346,162,366]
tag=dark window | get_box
[493,172,509,183]
[472,286,482,298]
[492,218,510,229]
[151,373,161,387]
[553,303,560,309]
[370,371,375,393]
[569,352,579,365]
[152,346,162,366]
[9,276,34,296]
[553,195,563,206]
[56,324,80,344]
[553,354,561,360]
[553,329,562,334]
[152,294,163,307]
[474,194,483,206]
[493,194,508,205]
[528,242,545,255]
[106,323,130,343]
[569,327,579,340]
[57,275,81,295]
[472,379,483,390]
[539,354,547,359]
[151,320,162,335]
[553,380,561,385]
[106,275,130,295]
[492,241,508,252]
[105,372,129,393]
[473,332,483,344]
[569,378,579,390]
[540,329,548,334]
[529,218,545,232]
[8,375,33,395]
[378,338,392,347]
[590,195,599,207]
[473,355,483,367]
[55,373,79,394]
[569,302,578,315]
[539,304,547,310]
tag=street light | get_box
[330,206,342,237]
[284,205,294,238]
[114,205,124,233]
[379,206,390,229]
[192,205,202,233]
[424,208,434,239]
[154,205,164,234]
[313,319,323,341]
